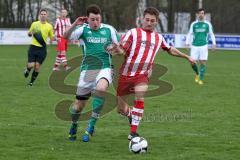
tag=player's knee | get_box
[117,107,123,114]
[95,89,107,97]
[96,86,108,94]
[96,78,109,91]
[34,63,41,71]
[116,105,126,114]
[27,63,35,70]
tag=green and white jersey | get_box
[186,20,216,47]
[70,23,119,71]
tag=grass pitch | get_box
[0,45,239,160]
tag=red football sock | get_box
[130,100,144,133]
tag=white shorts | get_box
[190,45,208,60]
[76,68,113,96]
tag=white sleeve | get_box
[120,29,133,51]
[186,22,194,45]
[69,26,84,40]
[109,26,119,44]
[208,22,216,45]
[160,35,171,51]
[121,29,132,44]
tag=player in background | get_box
[53,9,71,71]
[63,4,119,142]
[109,7,195,140]
[24,9,54,86]
[186,8,216,85]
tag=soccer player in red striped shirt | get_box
[53,9,71,71]
[111,7,195,140]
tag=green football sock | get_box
[70,106,80,124]
[199,64,206,80]
[88,96,105,129]
[191,63,199,75]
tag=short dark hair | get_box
[198,8,205,13]
[144,7,159,20]
[39,8,48,13]
[86,4,101,16]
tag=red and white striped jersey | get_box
[120,28,171,77]
[54,17,71,37]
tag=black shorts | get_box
[28,45,47,64]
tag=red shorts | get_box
[117,74,149,96]
[56,37,68,51]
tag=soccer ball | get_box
[129,137,148,154]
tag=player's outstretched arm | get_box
[167,47,196,65]
[106,43,126,55]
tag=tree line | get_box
[0,0,239,34]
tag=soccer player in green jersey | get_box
[186,8,216,85]
[24,9,54,86]
[63,4,119,142]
